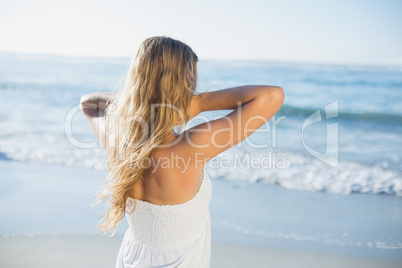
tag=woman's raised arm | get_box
[181,85,284,161]
[80,92,116,112]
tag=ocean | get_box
[1,53,401,195]
[0,52,401,258]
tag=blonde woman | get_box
[80,36,284,267]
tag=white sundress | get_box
[116,171,213,268]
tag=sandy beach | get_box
[1,160,402,267]
[1,235,401,268]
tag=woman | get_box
[80,36,284,267]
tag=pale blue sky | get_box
[0,0,401,65]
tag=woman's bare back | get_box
[129,131,205,205]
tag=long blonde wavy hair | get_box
[97,36,198,234]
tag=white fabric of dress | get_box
[116,170,213,268]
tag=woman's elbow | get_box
[273,86,285,101]
[264,86,285,105]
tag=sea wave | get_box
[301,77,402,88]
[205,150,402,196]
[1,138,401,196]
[1,122,401,198]
[278,104,402,125]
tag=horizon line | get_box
[0,50,401,69]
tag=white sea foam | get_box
[1,130,401,196]
[0,133,108,170]
[205,150,402,196]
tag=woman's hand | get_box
[79,92,116,148]
[80,92,116,112]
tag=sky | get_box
[0,0,401,65]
